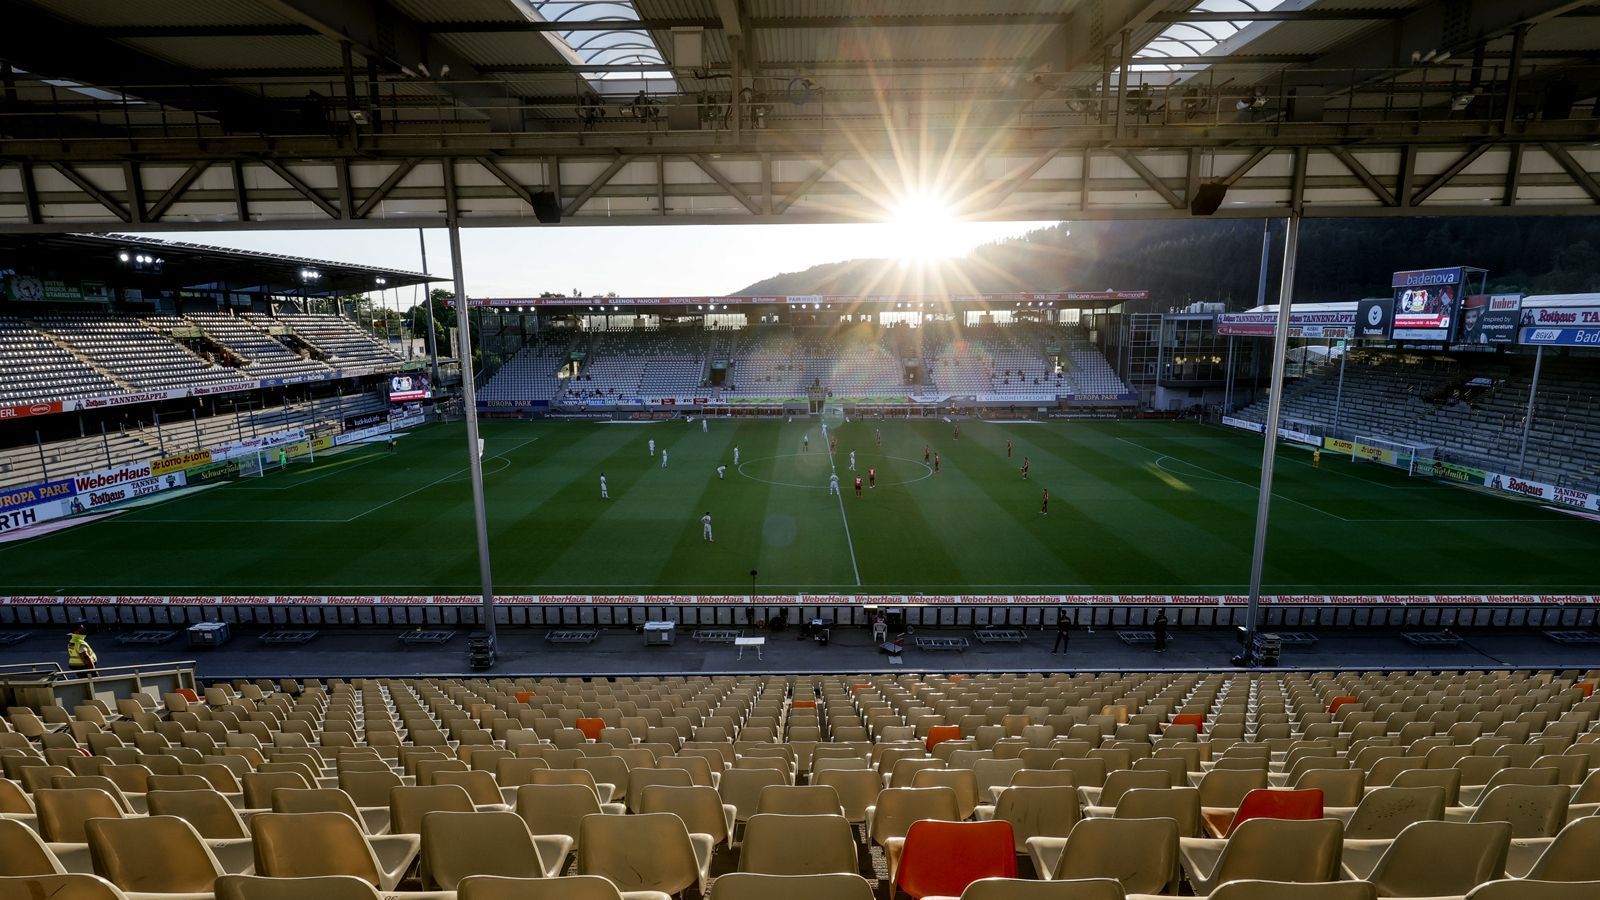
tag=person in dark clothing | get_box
[1153,611,1169,653]
[1052,612,1072,654]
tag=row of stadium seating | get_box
[0,311,403,407]
[1234,351,1600,483]
[1,669,1596,899]
[0,393,388,489]
[478,325,1128,404]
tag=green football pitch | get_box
[2,418,1594,597]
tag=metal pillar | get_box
[1518,345,1544,472]
[193,409,202,448]
[100,422,111,466]
[1223,336,1236,412]
[154,410,166,455]
[1245,215,1301,649]
[1332,346,1348,433]
[36,431,49,480]
[443,162,499,647]
[418,229,442,389]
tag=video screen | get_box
[389,374,432,402]
[1391,283,1458,340]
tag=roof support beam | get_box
[690,154,761,215]
[255,0,520,132]
[1411,143,1490,205]
[1327,146,1398,206]
[145,160,212,221]
[1152,10,1407,23]
[230,160,250,222]
[714,0,761,78]
[562,155,631,218]
[18,162,40,225]
[1542,143,1600,203]
[47,162,131,223]
[1024,0,1171,75]
[260,158,340,219]
[475,156,534,208]
[775,153,843,215]
[1112,149,1185,210]
[353,158,419,219]
[1218,147,1274,187]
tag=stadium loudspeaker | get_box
[1190,182,1228,216]
[532,191,561,224]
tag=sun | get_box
[883,190,966,261]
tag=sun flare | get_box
[884,190,966,262]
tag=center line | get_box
[826,431,862,586]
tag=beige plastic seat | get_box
[577,812,714,897]
[1340,787,1447,841]
[911,768,980,820]
[250,812,419,892]
[705,872,874,900]
[1295,768,1364,807]
[813,770,882,825]
[84,815,224,896]
[866,787,961,887]
[1362,820,1511,899]
[949,877,1126,900]
[1202,881,1375,900]
[35,789,122,843]
[974,786,1079,853]
[625,769,694,814]
[524,769,616,805]
[242,772,310,809]
[215,874,382,900]
[270,788,387,837]
[1462,880,1600,900]
[457,874,671,900]
[513,784,623,854]
[420,811,571,888]
[737,814,857,876]
[718,769,790,830]
[0,874,130,900]
[1027,817,1178,894]
[1468,784,1568,838]
[433,770,510,807]
[389,784,475,835]
[336,772,402,808]
[0,818,67,876]
[755,785,843,817]
[1523,816,1600,881]
[637,784,737,849]
[1390,768,1462,806]
[1176,817,1343,896]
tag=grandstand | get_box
[0,664,1595,900]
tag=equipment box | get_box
[644,621,675,646]
[187,622,231,647]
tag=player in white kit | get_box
[702,418,708,432]
[600,474,608,498]
[648,438,655,456]
[733,446,740,465]
[849,450,856,471]
[702,512,713,542]
[829,474,840,496]
[717,465,726,479]
[661,450,669,468]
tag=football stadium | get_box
[2,1,1600,899]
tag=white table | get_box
[735,636,766,660]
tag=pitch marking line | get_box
[1115,436,1350,523]
[824,434,863,587]
[229,448,389,490]
[346,434,541,522]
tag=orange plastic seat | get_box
[177,689,201,703]
[925,727,962,753]
[1328,696,1360,714]
[1170,714,1204,734]
[514,692,537,704]
[574,719,605,742]
[895,820,1016,900]
[1223,788,1323,837]
[793,701,816,710]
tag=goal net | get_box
[822,401,847,426]
[1351,436,1437,476]
[236,451,266,478]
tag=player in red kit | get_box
[875,429,882,448]
[924,444,930,464]
[868,466,877,488]
[1006,440,1013,459]
[1041,488,1049,515]
[1021,456,1030,479]
[933,452,941,474]
[854,475,863,496]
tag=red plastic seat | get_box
[514,691,537,704]
[895,820,1017,900]
[1225,788,1324,837]
[1328,695,1360,714]
[176,689,201,703]
[925,726,962,752]
[1576,683,1595,698]
[1170,713,1205,734]
[575,718,605,742]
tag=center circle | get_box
[737,452,933,489]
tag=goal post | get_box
[1351,436,1437,476]
[822,400,847,426]
[235,451,265,478]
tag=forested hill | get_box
[734,218,1600,307]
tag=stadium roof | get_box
[3,0,1600,230]
[0,232,441,296]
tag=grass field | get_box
[2,418,1595,597]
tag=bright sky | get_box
[161,219,1055,300]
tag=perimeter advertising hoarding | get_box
[1459,294,1521,345]
[1390,267,1464,341]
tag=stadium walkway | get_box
[18,624,1600,677]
